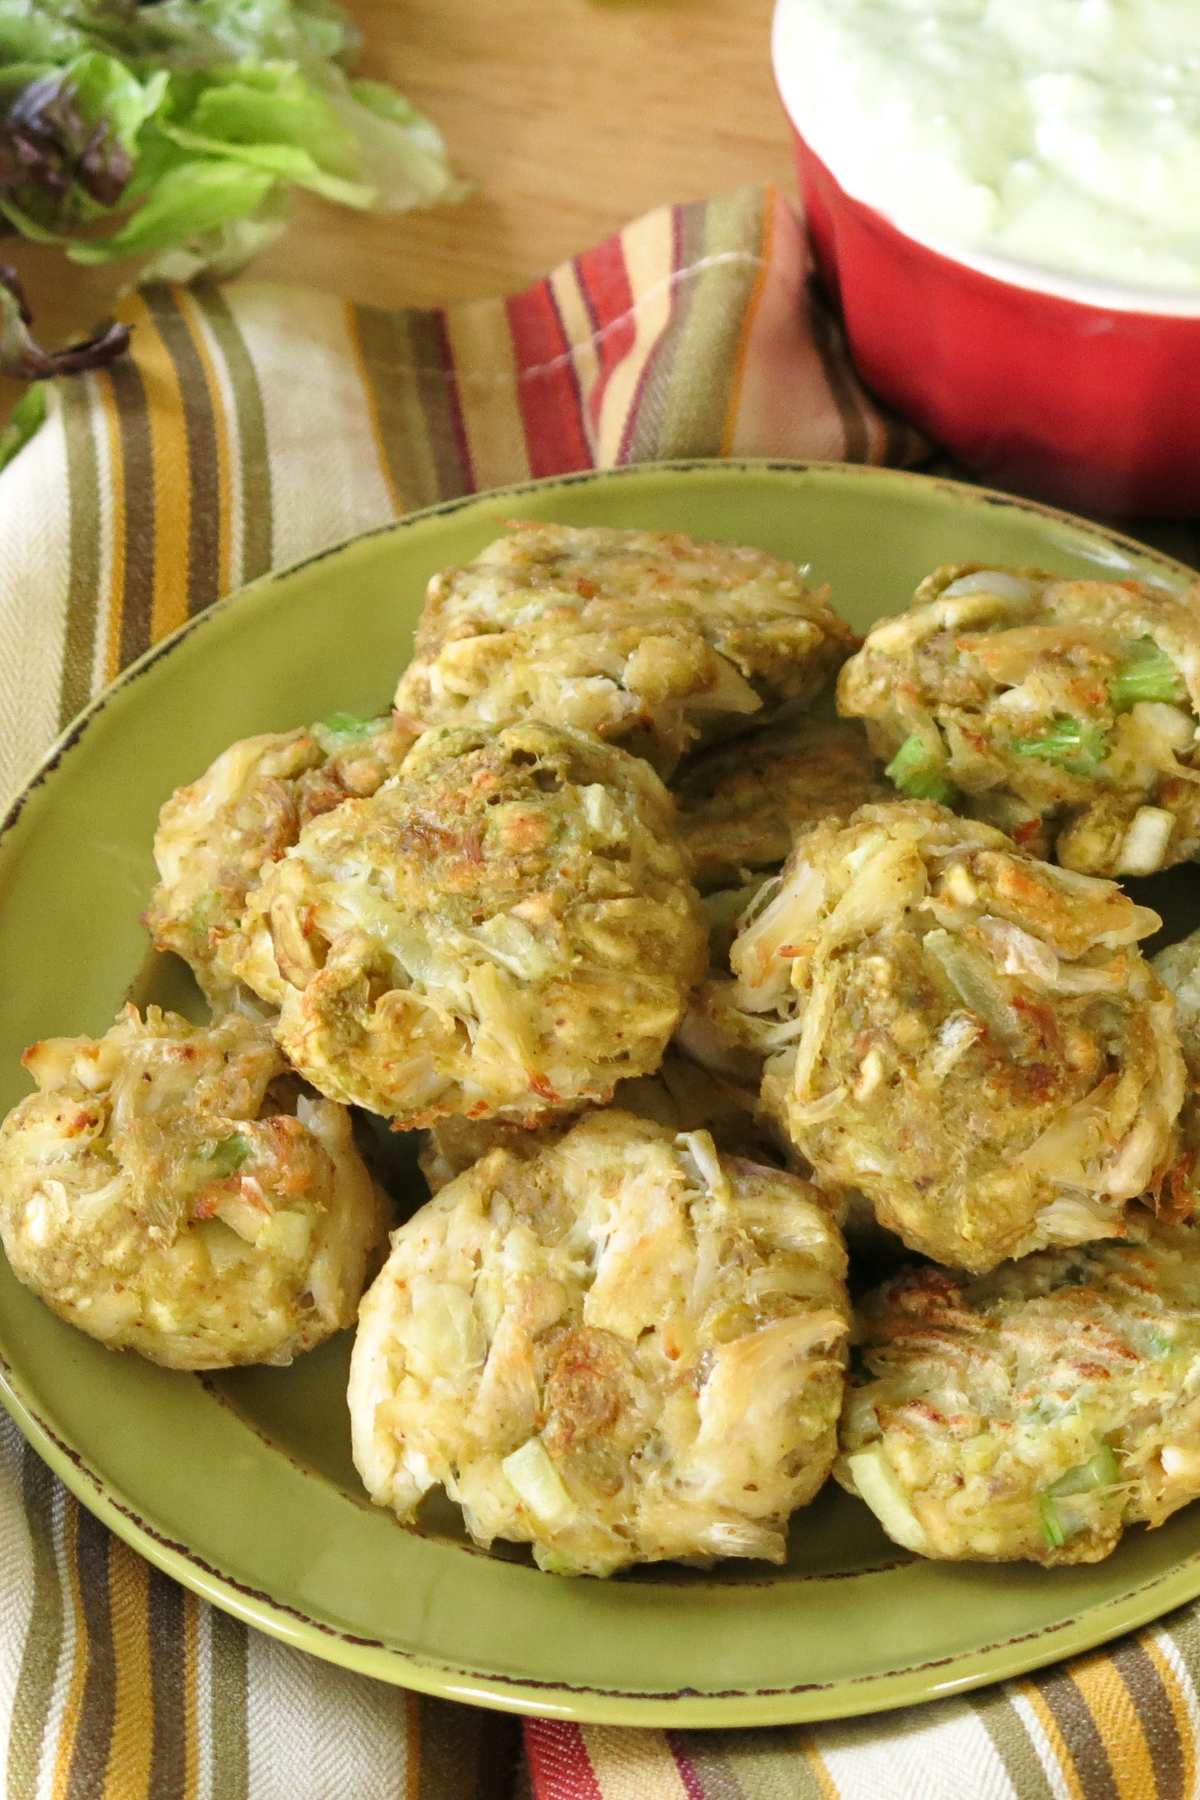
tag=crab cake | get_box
[1155,929,1200,1209]
[146,712,416,999]
[349,1111,849,1575]
[0,1007,388,1370]
[393,523,856,778]
[726,800,1184,1274]
[674,716,888,892]
[838,1226,1200,1565]
[418,1054,774,1194]
[838,563,1200,876]
[230,722,708,1127]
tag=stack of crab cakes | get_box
[814,561,1200,1568]
[4,526,1200,1582]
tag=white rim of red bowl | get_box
[771,0,1200,321]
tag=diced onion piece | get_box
[1129,701,1195,752]
[407,1282,485,1379]
[260,1210,313,1264]
[501,1438,574,1524]
[1161,1444,1200,1482]
[694,1518,782,1560]
[687,653,762,717]
[1117,807,1175,876]
[941,570,1035,603]
[1032,1190,1122,1244]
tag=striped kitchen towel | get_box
[0,180,1196,1799]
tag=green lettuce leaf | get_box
[0,0,465,358]
[66,158,279,261]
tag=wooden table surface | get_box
[3,0,792,418]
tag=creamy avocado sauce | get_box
[776,0,1200,290]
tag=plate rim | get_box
[3,455,1199,1729]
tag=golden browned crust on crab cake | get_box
[1154,929,1200,1211]
[0,1007,388,1370]
[838,563,1200,876]
[725,800,1184,1274]
[350,1110,849,1575]
[673,716,888,892]
[145,713,416,999]
[230,722,708,1127]
[393,523,857,778]
[418,1053,775,1194]
[838,1225,1200,1565]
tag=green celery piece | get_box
[1038,1494,1067,1549]
[1109,637,1187,710]
[1010,715,1109,775]
[885,733,957,805]
[317,710,388,744]
[1046,1445,1120,1498]
[203,1133,252,1177]
[1037,1446,1121,1549]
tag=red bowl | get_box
[774,40,1200,515]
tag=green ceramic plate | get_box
[2,461,1199,1729]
